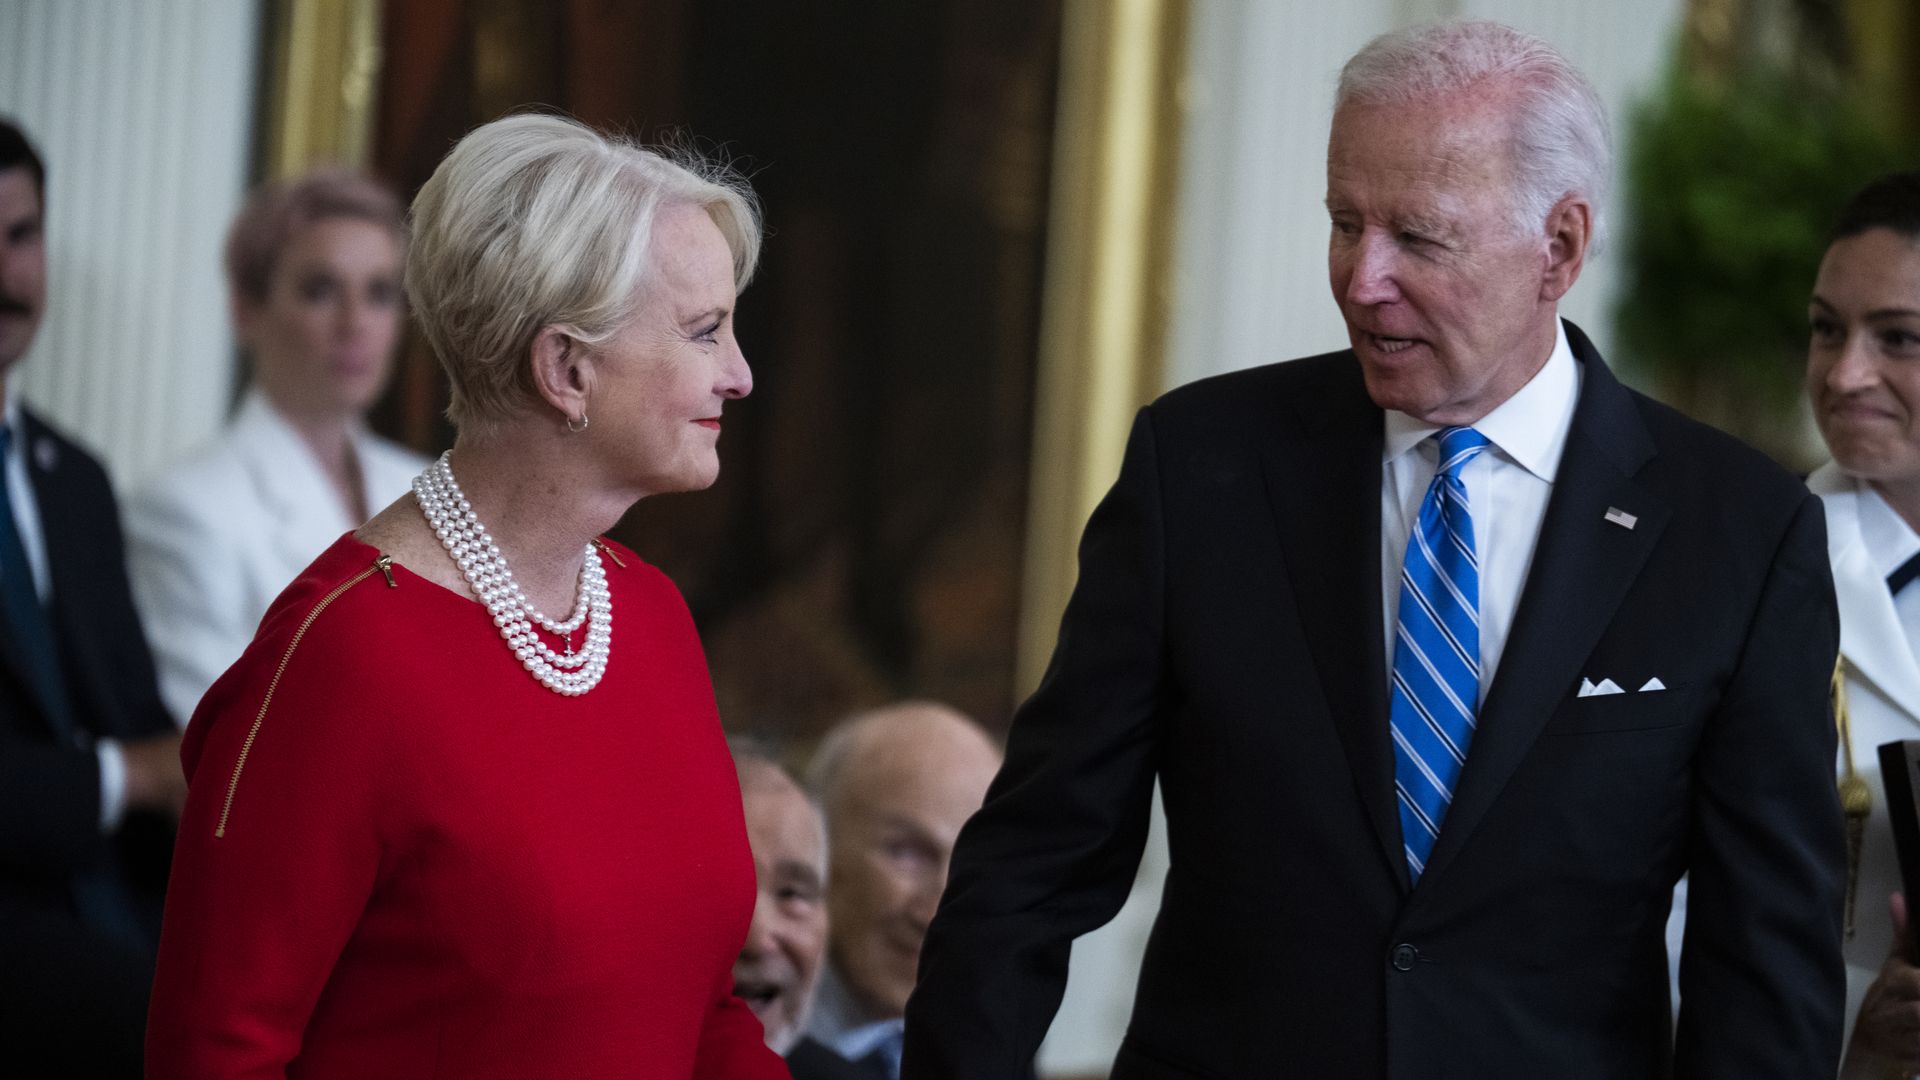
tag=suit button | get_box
[1391,944,1418,971]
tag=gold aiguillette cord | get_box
[1836,657,1871,943]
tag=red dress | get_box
[146,535,787,1080]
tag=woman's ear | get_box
[230,292,262,353]
[529,325,594,425]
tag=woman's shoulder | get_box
[594,537,700,629]
[181,535,419,782]
[593,536,678,595]
[225,536,439,706]
[130,427,257,520]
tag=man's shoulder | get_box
[135,426,254,506]
[1146,349,1364,438]
[1156,349,1358,408]
[18,404,111,485]
[1619,384,1809,510]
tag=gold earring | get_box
[566,414,589,433]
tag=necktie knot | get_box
[1435,426,1489,478]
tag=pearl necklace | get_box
[411,452,612,696]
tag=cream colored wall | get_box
[1037,1,1685,1074]
[0,1,259,490]
[1166,0,1685,390]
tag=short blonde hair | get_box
[226,168,405,306]
[406,113,762,433]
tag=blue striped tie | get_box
[1390,426,1490,881]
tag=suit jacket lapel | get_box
[16,410,90,738]
[232,390,355,568]
[0,412,49,723]
[1260,360,1406,891]
[0,590,55,729]
[1419,326,1669,887]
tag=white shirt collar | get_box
[1382,319,1581,482]
[1855,482,1920,582]
[4,374,21,437]
[807,964,903,1062]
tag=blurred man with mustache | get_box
[0,117,184,1076]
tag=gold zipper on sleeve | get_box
[591,538,626,568]
[214,555,392,838]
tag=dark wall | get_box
[370,0,1061,738]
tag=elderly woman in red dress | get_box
[145,114,787,1079]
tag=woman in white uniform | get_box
[1807,171,1920,1079]
[125,170,427,725]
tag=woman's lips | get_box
[1825,399,1900,424]
[694,418,722,430]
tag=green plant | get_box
[1615,60,1911,425]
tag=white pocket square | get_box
[1639,677,1666,692]
[1577,677,1626,698]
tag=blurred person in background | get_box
[729,738,869,1079]
[804,701,1002,1080]
[1804,171,1920,1079]
[0,116,183,1076]
[145,114,785,1079]
[126,169,427,727]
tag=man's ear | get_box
[529,325,593,426]
[1540,194,1592,303]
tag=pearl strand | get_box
[411,452,613,696]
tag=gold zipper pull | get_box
[375,553,397,588]
[592,538,626,568]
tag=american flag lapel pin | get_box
[1604,506,1637,530]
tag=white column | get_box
[0,0,260,489]
[1460,0,1688,358]
[1163,0,1397,391]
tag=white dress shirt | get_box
[2,383,127,831]
[1379,320,1583,697]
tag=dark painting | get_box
[370,0,1061,738]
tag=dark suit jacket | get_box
[902,325,1845,1079]
[0,406,174,943]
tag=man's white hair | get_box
[1337,20,1611,252]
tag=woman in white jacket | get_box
[1805,171,1920,1078]
[125,171,426,725]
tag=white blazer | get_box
[1809,462,1920,1077]
[125,389,428,725]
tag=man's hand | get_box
[121,733,186,819]
[1848,892,1920,1074]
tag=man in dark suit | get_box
[0,117,185,1075]
[902,20,1845,1080]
